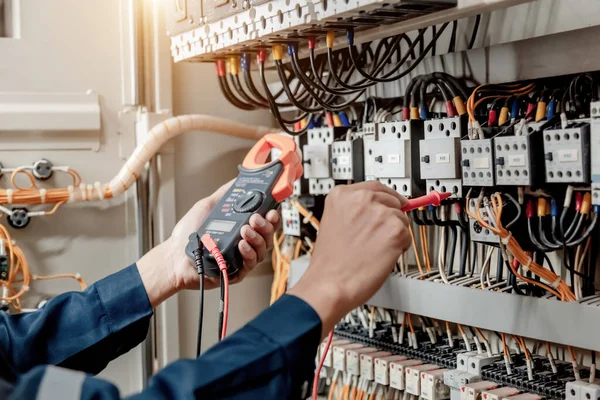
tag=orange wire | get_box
[407,222,423,274]
[501,333,508,356]
[10,169,38,190]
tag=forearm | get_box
[8,294,322,400]
[0,265,152,376]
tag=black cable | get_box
[190,234,205,356]
[275,59,324,113]
[459,230,469,277]
[231,74,267,108]
[527,218,550,251]
[542,252,556,274]
[448,20,458,53]
[468,15,481,49]
[218,75,255,111]
[566,213,598,247]
[431,25,437,56]
[538,216,560,249]
[495,247,504,282]
[218,273,224,342]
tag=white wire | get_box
[479,247,496,289]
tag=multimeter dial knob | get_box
[233,190,264,213]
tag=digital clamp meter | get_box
[185,134,303,277]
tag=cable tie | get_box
[500,232,512,245]
[75,273,81,279]
[68,185,75,202]
[39,188,47,204]
[550,276,562,289]
[6,189,13,204]
[94,182,104,200]
[52,166,70,172]
[31,274,38,280]
[302,211,314,225]
[23,285,30,292]
[79,183,87,201]
[87,184,94,200]
[521,257,533,273]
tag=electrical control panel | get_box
[420,117,465,198]
[461,139,495,187]
[371,121,424,197]
[331,139,365,182]
[543,122,590,183]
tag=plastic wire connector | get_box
[499,107,509,125]
[240,53,249,71]
[272,45,283,61]
[581,193,592,215]
[326,31,335,48]
[511,98,520,119]
[525,199,534,218]
[346,29,355,46]
[551,199,558,217]
[526,103,535,118]
[546,100,556,119]
[402,107,410,121]
[287,43,296,56]
[504,354,513,375]
[410,107,419,120]
[445,100,456,117]
[453,96,466,115]
[419,105,428,120]
[215,60,227,77]
[564,185,574,208]
[257,49,267,63]
[595,205,600,214]
[229,56,240,75]
[535,101,547,122]
[307,36,316,50]
[488,109,498,126]
[537,197,547,217]
[575,192,584,211]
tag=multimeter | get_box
[185,134,303,277]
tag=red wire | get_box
[313,330,334,400]
[201,234,230,340]
[221,269,229,339]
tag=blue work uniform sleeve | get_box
[0,264,153,380]
[9,294,322,400]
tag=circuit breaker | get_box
[281,200,301,237]
[331,139,365,182]
[461,139,495,187]
[494,122,544,187]
[419,117,464,198]
[303,127,345,195]
[591,102,600,204]
[543,122,590,184]
[370,120,424,197]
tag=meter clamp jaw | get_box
[185,134,302,277]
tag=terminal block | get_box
[281,200,301,237]
[369,120,424,197]
[331,139,365,182]
[303,127,345,195]
[543,122,590,184]
[494,122,544,187]
[461,139,495,187]
[420,117,465,198]
[591,102,600,204]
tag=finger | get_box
[266,210,281,231]
[372,191,404,210]
[353,180,403,199]
[249,214,275,251]
[238,239,258,271]
[241,225,267,261]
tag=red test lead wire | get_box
[201,234,229,340]
[313,330,334,400]
[401,191,452,213]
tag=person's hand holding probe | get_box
[137,179,280,307]
[289,181,411,336]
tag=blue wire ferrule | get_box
[546,100,556,120]
[428,205,435,211]
[594,205,600,214]
[240,54,249,71]
[288,43,296,56]
[551,199,558,217]
[420,105,428,120]
[339,112,350,127]
[511,98,520,119]
[346,29,355,46]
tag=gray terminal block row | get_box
[461,139,495,187]
[591,102,600,205]
[543,122,590,184]
[419,116,464,198]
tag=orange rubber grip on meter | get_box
[242,134,303,202]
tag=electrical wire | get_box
[313,331,334,400]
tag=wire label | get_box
[436,153,450,164]
[557,149,579,162]
[508,155,526,167]
[387,154,401,164]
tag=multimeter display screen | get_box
[205,219,237,233]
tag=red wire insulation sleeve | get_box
[201,234,229,339]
